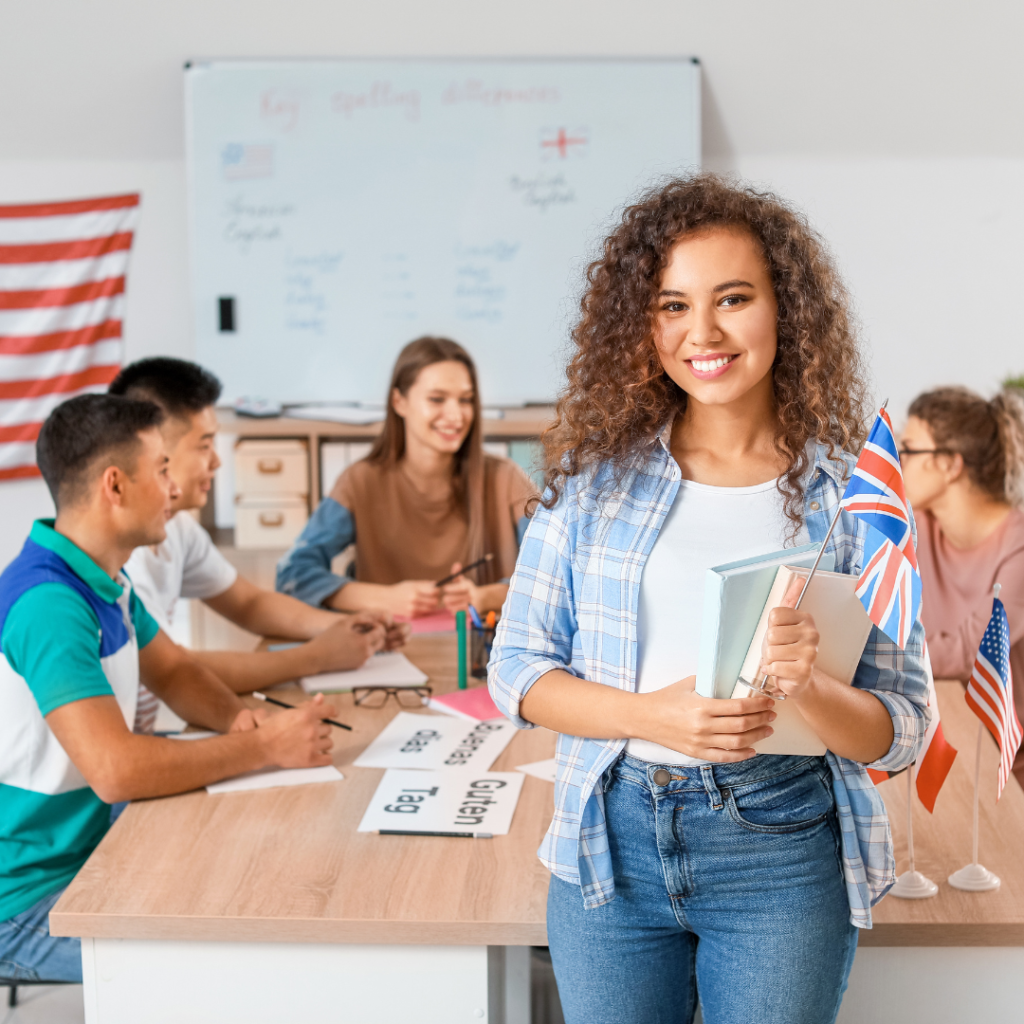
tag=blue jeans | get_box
[0,887,81,983]
[547,754,858,1024]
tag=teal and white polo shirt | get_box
[0,519,159,922]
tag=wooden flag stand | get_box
[948,719,1001,891]
[890,768,939,898]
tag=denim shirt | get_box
[488,436,929,929]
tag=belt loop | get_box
[700,765,723,811]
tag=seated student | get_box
[109,358,407,731]
[901,386,1024,777]
[276,336,537,618]
[0,395,337,984]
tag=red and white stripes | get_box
[0,193,140,480]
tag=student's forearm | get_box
[326,581,387,611]
[191,647,318,693]
[206,587,339,638]
[147,661,248,732]
[519,669,646,739]
[100,732,272,803]
[789,671,895,763]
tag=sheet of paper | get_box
[357,769,524,835]
[353,711,515,771]
[301,651,429,692]
[206,765,343,795]
[167,731,218,740]
[515,758,557,783]
[396,609,457,633]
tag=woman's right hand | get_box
[386,580,440,619]
[638,675,777,762]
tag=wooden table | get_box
[838,680,1024,1023]
[51,633,553,1024]
[51,655,1024,1024]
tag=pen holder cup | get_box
[470,624,496,679]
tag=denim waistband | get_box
[613,752,828,794]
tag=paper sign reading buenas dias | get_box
[357,769,525,835]
[352,711,515,771]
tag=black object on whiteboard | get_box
[218,296,235,332]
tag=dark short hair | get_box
[36,394,165,510]
[108,357,222,419]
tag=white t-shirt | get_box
[125,512,238,733]
[626,477,809,766]
[126,511,238,632]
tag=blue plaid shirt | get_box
[488,434,929,929]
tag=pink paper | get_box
[428,686,501,721]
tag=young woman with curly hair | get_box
[489,175,929,1024]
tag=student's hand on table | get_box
[757,577,820,700]
[639,675,777,762]
[229,707,270,732]
[386,580,440,619]
[307,613,386,671]
[350,607,409,649]
[257,692,337,767]
[439,562,480,613]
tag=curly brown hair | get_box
[541,173,868,528]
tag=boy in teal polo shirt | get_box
[0,395,339,984]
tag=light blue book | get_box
[695,543,834,698]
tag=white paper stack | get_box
[301,651,429,693]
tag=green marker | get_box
[456,609,467,689]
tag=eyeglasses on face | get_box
[897,447,952,459]
[352,686,432,709]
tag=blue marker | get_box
[467,605,484,629]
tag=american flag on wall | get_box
[0,193,140,480]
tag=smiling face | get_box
[119,428,180,547]
[164,405,220,513]
[391,359,475,456]
[653,226,779,411]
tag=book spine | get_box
[696,570,725,698]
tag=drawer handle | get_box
[258,512,285,527]
[257,458,284,473]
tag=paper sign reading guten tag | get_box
[357,769,525,835]
[352,711,515,771]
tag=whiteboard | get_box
[185,59,700,405]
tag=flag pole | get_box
[890,762,938,898]
[748,401,888,701]
[949,585,1002,891]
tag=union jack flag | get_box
[839,407,922,648]
[965,593,1021,800]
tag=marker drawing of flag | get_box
[965,592,1021,800]
[839,407,922,648]
[0,193,140,480]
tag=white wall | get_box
[2,1,1023,569]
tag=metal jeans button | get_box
[652,768,671,786]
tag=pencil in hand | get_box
[252,691,353,731]
[435,553,493,588]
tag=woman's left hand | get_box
[759,577,820,700]
[439,562,481,613]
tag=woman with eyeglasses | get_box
[901,386,1024,781]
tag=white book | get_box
[731,566,873,755]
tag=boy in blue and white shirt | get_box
[0,394,339,984]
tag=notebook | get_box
[696,543,832,698]
[731,565,873,755]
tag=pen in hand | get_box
[252,691,353,731]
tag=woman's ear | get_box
[391,387,408,419]
[940,451,965,485]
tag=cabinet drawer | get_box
[235,498,308,549]
[235,439,309,497]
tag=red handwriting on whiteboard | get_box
[331,82,420,123]
[442,80,560,106]
[540,128,589,159]
[261,90,300,133]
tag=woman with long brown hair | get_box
[277,337,535,617]
[901,386,1024,779]
[488,175,929,1023]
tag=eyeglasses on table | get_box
[352,686,433,709]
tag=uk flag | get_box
[840,407,922,648]
[965,593,1021,799]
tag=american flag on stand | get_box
[0,193,140,480]
[839,407,922,648]
[965,591,1021,800]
